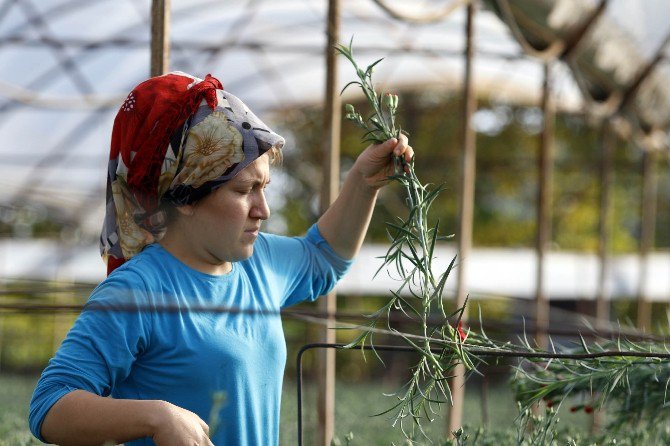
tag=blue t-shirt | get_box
[29,224,352,445]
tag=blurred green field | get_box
[282,377,518,445]
[1,373,594,445]
[0,374,41,446]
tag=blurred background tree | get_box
[276,89,661,252]
[1,88,668,375]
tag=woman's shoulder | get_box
[250,231,305,262]
[251,225,326,261]
[107,246,162,280]
[90,246,166,303]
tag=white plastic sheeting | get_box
[483,0,670,147]
[2,239,669,301]
[2,0,668,234]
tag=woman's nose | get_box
[251,191,270,220]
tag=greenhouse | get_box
[1,0,670,444]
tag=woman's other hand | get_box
[152,401,214,446]
[352,134,414,190]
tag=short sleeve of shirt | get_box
[253,224,353,308]
[28,271,152,441]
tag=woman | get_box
[29,72,413,445]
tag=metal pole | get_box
[449,2,476,435]
[637,150,658,330]
[596,120,614,330]
[150,0,171,77]
[0,266,4,372]
[535,62,555,349]
[480,376,489,427]
[0,312,3,373]
[316,0,341,444]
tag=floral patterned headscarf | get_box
[100,71,285,275]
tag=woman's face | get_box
[177,155,271,274]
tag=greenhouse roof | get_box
[0,0,669,238]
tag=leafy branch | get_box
[512,335,670,432]
[334,37,670,443]
[335,38,480,439]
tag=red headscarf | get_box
[100,72,284,275]
[111,73,222,212]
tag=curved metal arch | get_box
[371,0,470,25]
[7,107,111,206]
[493,0,609,63]
[617,32,670,115]
[1,0,116,37]
[493,0,566,61]
[0,0,222,126]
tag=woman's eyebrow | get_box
[236,176,271,187]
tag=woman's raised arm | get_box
[317,135,413,259]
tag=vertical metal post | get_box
[596,120,614,330]
[449,2,476,435]
[150,0,171,77]
[480,376,489,426]
[0,312,4,373]
[316,1,341,444]
[637,150,658,330]
[0,271,4,372]
[535,62,555,349]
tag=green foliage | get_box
[332,414,670,445]
[3,373,669,445]
[0,282,91,373]
[0,375,41,446]
[0,204,79,239]
[612,301,669,335]
[276,90,668,252]
[436,415,670,446]
[331,38,670,442]
[511,335,670,432]
[0,312,73,372]
[335,39,476,439]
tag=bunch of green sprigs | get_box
[335,38,487,439]
[334,37,670,444]
[512,335,670,434]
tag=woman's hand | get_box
[315,134,413,259]
[152,401,213,446]
[352,134,414,190]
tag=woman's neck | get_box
[159,229,233,276]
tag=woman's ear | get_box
[175,204,195,217]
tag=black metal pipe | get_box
[297,343,422,446]
[295,341,670,444]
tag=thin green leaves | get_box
[334,41,670,436]
[336,37,474,440]
[512,336,670,432]
[334,39,398,144]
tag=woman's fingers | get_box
[389,135,413,171]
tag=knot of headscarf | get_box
[100,71,285,275]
